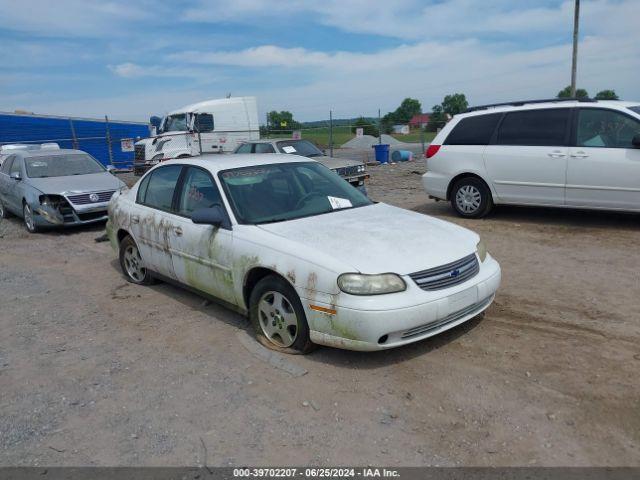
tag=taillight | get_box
[426,145,441,158]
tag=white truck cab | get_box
[134,97,259,175]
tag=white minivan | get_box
[422,99,640,217]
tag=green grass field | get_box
[265,127,436,148]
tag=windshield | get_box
[628,106,640,116]
[219,162,371,224]
[25,154,105,178]
[276,140,324,157]
[163,114,189,132]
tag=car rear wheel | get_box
[119,235,155,285]
[451,177,493,218]
[0,198,10,219]
[23,203,39,233]
[249,275,315,354]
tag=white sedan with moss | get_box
[106,154,501,353]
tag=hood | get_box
[27,172,125,195]
[316,155,361,170]
[258,203,479,275]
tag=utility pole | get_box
[378,109,381,145]
[329,110,333,157]
[570,0,580,97]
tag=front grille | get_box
[134,144,146,163]
[401,295,493,339]
[334,165,361,178]
[66,191,115,205]
[410,253,479,291]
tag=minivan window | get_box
[445,113,501,145]
[140,165,183,211]
[497,108,570,146]
[577,109,640,148]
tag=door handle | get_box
[548,151,567,158]
[174,226,183,236]
[131,215,140,224]
[570,152,589,158]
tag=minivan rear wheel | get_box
[451,177,493,218]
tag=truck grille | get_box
[66,191,115,205]
[134,144,146,163]
[409,253,479,291]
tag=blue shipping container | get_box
[0,112,150,168]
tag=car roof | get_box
[458,99,639,119]
[14,148,86,158]
[160,153,314,172]
[240,138,305,144]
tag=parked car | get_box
[422,99,640,217]
[234,139,368,192]
[0,143,60,167]
[0,149,126,232]
[107,154,500,353]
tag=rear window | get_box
[139,165,182,211]
[496,108,570,146]
[445,113,501,145]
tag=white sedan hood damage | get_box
[258,203,479,275]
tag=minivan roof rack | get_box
[465,97,597,113]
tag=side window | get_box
[140,165,183,211]
[255,143,276,153]
[177,167,223,216]
[10,157,22,176]
[445,113,501,145]
[136,173,152,203]
[235,143,253,154]
[195,113,214,133]
[577,109,640,148]
[497,109,570,146]
[1,156,14,174]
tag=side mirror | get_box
[632,134,640,148]
[10,172,21,181]
[191,205,231,229]
[106,165,116,173]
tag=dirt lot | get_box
[1,158,639,466]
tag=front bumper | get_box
[303,256,501,351]
[33,202,109,227]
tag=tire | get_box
[119,235,156,285]
[0,198,10,219]
[249,275,315,354]
[22,203,39,233]
[450,177,494,218]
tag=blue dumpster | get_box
[372,144,390,163]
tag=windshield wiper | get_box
[258,217,290,224]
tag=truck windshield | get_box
[219,162,371,224]
[164,114,189,132]
[276,140,324,157]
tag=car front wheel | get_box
[23,203,39,233]
[0,198,10,219]
[119,235,155,285]
[249,275,315,354]
[451,177,493,218]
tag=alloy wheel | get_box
[455,185,482,214]
[123,244,146,282]
[258,291,299,348]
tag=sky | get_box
[0,0,638,122]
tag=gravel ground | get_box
[1,157,639,466]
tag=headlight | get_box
[358,165,365,173]
[337,273,406,295]
[476,239,487,262]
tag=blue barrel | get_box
[372,144,390,163]
[391,150,413,162]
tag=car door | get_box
[566,107,640,210]
[168,166,237,304]
[133,164,184,279]
[0,155,15,211]
[7,156,25,212]
[483,108,571,205]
